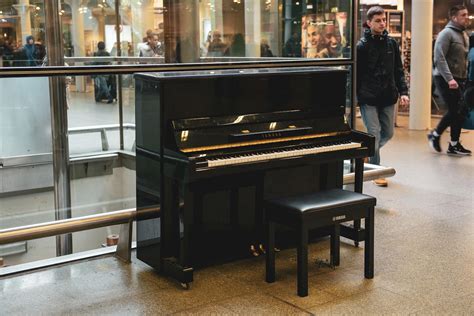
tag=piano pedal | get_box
[258,243,266,254]
[316,258,336,270]
[250,244,260,257]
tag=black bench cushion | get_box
[265,189,376,214]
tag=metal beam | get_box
[44,0,73,256]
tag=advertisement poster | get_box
[301,12,346,59]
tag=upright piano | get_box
[135,67,374,287]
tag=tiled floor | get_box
[1,116,473,315]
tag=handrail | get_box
[0,59,353,78]
[0,207,158,246]
[343,163,396,184]
[68,123,135,134]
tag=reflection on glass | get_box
[0,0,352,67]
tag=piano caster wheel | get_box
[250,244,260,257]
[354,241,359,248]
[181,282,191,290]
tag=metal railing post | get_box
[115,0,125,151]
[45,0,73,256]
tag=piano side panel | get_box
[135,78,162,153]
[136,78,163,269]
[136,154,162,270]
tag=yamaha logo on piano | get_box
[332,215,346,222]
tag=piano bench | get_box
[264,189,376,297]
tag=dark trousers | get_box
[434,76,465,141]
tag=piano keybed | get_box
[202,140,362,168]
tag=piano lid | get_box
[134,66,348,81]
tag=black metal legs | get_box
[330,224,340,267]
[265,207,374,297]
[364,207,374,279]
[297,224,309,297]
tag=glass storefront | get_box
[0,0,353,67]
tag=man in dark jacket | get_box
[357,6,409,187]
[93,41,113,103]
[428,5,471,155]
[23,35,38,66]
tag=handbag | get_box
[462,109,474,130]
[462,81,474,130]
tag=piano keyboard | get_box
[206,141,361,168]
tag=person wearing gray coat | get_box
[428,5,471,155]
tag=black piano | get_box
[135,67,374,287]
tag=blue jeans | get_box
[94,76,111,101]
[360,104,395,165]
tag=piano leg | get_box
[162,177,181,258]
[160,177,194,287]
[180,186,194,268]
[353,158,364,247]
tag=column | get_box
[13,0,33,43]
[69,1,86,92]
[268,0,280,55]
[284,0,292,44]
[211,0,224,34]
[245,0,261,57]
[163,0,200,63]
[409,0,433,130]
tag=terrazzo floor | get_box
[1,116,473,315]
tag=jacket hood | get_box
[446,20,465,32]
[363,28,389,41]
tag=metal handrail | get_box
[0,59,353,78]
[0,206,158,246]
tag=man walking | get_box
[357,6,409,187]
[428,5,472,155]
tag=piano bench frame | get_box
[264,189,376,297]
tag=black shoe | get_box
[427,131,441,152]
[447,142,472,155]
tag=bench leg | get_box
[297,224,308,297]
[265,221,275,283]
[330,223,340,267]
[364,207,374,279]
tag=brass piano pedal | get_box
[258,244,266,254]
[316,258,336,270]
[250,244,260,257]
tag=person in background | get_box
[139,33,162,58]
[225,33,245,57]
[260,39,274,57]
[283,32,301,57]
[93,41,113,103]
[23,35,38,66]
[428,5,472,155]
[207,30,227,57]
[356,6,409,187]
